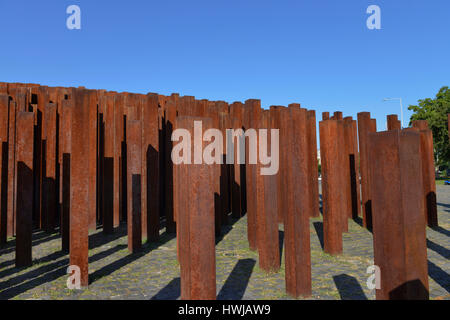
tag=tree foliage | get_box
[408,86,450,168]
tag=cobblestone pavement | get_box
[0,186,449,300]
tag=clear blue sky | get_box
[0,0,449,129]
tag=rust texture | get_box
[256,111,280,272]
[126,120,142,253]
[357,112,376,230]
[43,103,57,233]
[344,117,361,219]
[307,110,319,218]
[177,116,216,300]
[243,99,261,251]
[284,107,311,297]
[387,115,401,130]
[15,112,34,267]
[320,120,343,255]
[61,100,72,252]
[70,89,91,287]
[0,94,8,244]
[369,129,429,300]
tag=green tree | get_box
[408,86,450,168]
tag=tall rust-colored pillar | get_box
[127,120,142,253]
[88,92,98,231]
[256,111,280,272]
[322,112,330,121]
[144,94,160,242]
[369,129,429,300]
[219,111,231,226]
[0,94,8,244]
[244,99,261,251]
[177,117,216,300]
[307,110,319,218]
[387,115,401,130]
[7,99,16,237]
[357,112,376,230]
[164,102,177,233]
[43,103,57,233]
[60,100,72,253]
[337,120,350,233]
[114,93,123,227]
[102,95,115,234]
[411,122,438,227]
[320,120,343,255]
[284,107,312,297]
[15,112,34,267]
[70,89,91,288]
[344,117,361,219]
[269,106,284,223]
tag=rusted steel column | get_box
[337,120,350,233]
[322,112,330,121]
[114,93,124,226]
[269,106,283,223]
[320,120,343,255]
[177,116,216,300]
[357,112,376,230]
[344,117,361,219]
[0,94,8,244]
[230,102,244,219]
[43,103,57,233]
[7,99,16,237]
[219,111,231,225]
[412,120,428,131]
[244,99,261,251]
[35,86,47,230]
[164,102,177,233]
[127,120,142,253]
[410,125,438,227]
[333,111,343,120]
[88,92,98,231]
[70,89,91,288]
[369,129,429,300]
[102,95,115,234]
[307,110,320,218]
[256,111,280,272]
[60,100,72,253]
[284,107,312,297]
[15,112,34,267]
[387,115,401,131]
[143,93,160,242]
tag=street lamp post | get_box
[383,98,404,128]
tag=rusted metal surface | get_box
[144,94,160,242]
[344,117,361,219]
[7,98,16,237]
[320,120,343,255]
[177,116,216,300]
[307,110,319,218]
[102,95,115,234]
[357,112,376,230]
[256,111,280,273]
[244,99,261,251]
[0,94,8,244]
[88,92,98,232]
[387,115,401,130]
[337,119,350,233]
[412,120,428,131]
[409,126,438,227]
[61,100,72,252]
[70,89,91,287]
[15,112,34,268]
[126,120,142,253]
[369,129,429,300]
[269,106,284,223]
[284,107,312,297]
[43,103,57,233]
